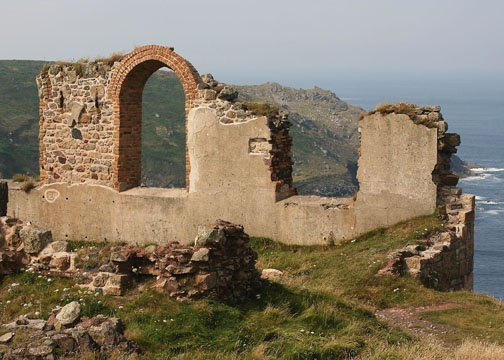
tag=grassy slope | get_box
[0,60,43,178]
[236,83,362,196]
[0,214,502,359]
[141,70,186,187]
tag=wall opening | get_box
[108,45,201,192]
[141,68,186,188]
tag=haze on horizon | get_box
[1,0,503,87]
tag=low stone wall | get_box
[0,218,260,302]
[379,190,474,291]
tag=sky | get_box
[1,0,503,87]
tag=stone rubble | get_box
[0,218,261,358]
[1,218,261,302]
[0,311,138,359]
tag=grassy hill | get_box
[1,214,502,359]
[0,60,42,178]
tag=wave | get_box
[472,167,504,173]
[460,173,492,181]
[479,200,504,205]
[482,209,503,215]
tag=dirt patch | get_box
[376,303,459,338]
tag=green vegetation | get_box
[141,69,186,187]
[244,101,280,117]
[0,214,502,359]
[0,60,42,179]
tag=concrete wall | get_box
[8,102,462,247]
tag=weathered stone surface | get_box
[195,226,226,247]
[261,268,284,281]
[56,301,81,327]
[217,86,238,101]
[49,251,72,271]
[152,277,179,292]
[19,225,52,254]
[28,342,54,357]
[191,247,210,262]
[0,332,14,343]
[195,272,218,290]
[103,273,128,296]
[51,333,76,353]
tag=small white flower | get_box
[54,289,59,293]
[255,294,261,299]
[393,288,400,293]
[47,278,52,283]
[63,288,69,292]
[34,311,40,316]
[300,329,305,332]
[11,283,20,287]
[6,300,11,304]
[118,306,124,309]
[163,319,167,323]
[310,331,315,335]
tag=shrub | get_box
[21,179,35,193]
[12,173,28,182]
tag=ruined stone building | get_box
[4,45,474,290]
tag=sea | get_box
[316,71,504,301]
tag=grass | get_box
[0,214,503,359]
[12,173,37,192]
[244,101,280,118]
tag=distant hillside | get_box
[0,60,43,178]
[236,83,362,196]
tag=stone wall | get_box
[37,61,116,186]
[0,217,260,302]
[379,193,474,291]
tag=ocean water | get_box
[321,72,504,300]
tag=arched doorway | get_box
[107,45,201,191]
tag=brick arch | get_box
[108,45,202,191]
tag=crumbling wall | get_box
[379,193,474,291]
[0,218,260,302]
